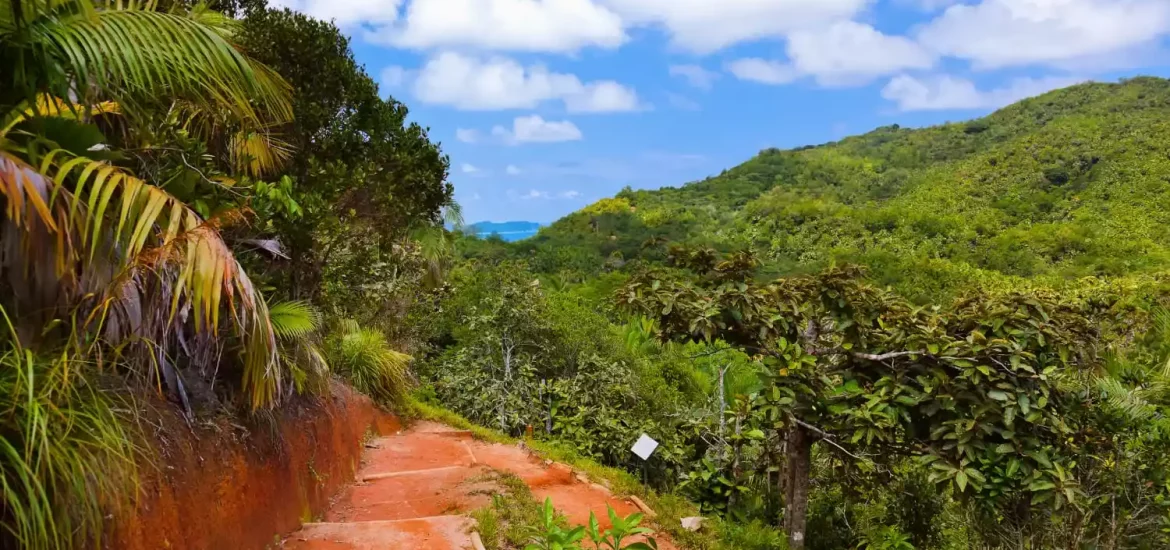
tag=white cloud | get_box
[276,0,872,57]
[412,52,640,112]
[455,128,480,143]
[601,0,870,53]
[786,21,934,85]
[917,0,1170,69]
[506,164,523,175]
[560,190,582,199]
[726,58,801,85]
[492,115,584,144]
[269,0,401,26]
[564,81,642,112]
[729,22,934,87]
[373,0,626,53]
[881,74,1086,111]
[669,64,719,90]
[461,162,480,173]
[519,189,551,199]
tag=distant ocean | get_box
[467,221,542,242]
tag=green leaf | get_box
[625,544,658,550]
[955,470,968,492]
[988,390,1010,401]
[1029,480,1056,492]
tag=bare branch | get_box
[792,418,868,462]
[852,350,924,361]
[688,346,734,360]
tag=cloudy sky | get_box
[270,0,1170,224]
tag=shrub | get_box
[325,320,412,406]
[1043,166,1071,186]
[963,120,990,134]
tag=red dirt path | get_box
[282,421,677,549]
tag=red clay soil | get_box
[106,383,400,550]
[283,421,678,550]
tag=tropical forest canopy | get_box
[1,1,1169,548]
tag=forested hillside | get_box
[488,77,1170,302]
[437,77,1170,550]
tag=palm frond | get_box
[185,0,239,38]
[13,1,291,125]
[1,95,120,136]
[411,225,455,289]
[442,199,465,230]
[1,149,284,407]
[229,129,292,177]
[268,300,320,340]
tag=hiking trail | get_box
[282,421,679,549]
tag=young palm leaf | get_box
[267,300,329,396]
[268,300,321,340]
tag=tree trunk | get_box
[717,365,727,458]
[784,425,812,550]
[499,337,513,432]
[728,412,742,510]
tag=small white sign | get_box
[631,434,659,460]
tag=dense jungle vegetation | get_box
[1,0,1169,547]
[438,78,1170,549]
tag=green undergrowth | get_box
[0,348,140,550]
[407,398,788,550]
[467,471,544,549]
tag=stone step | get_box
[284,516,476,550]
[359,433,477,475]
[326,466,494,523]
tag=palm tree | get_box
[1,0,295,405]
[0,1,301,547]
[411,199,464,289]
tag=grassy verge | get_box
[406,398,788,550]
[466,471,544,550]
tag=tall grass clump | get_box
[0,345,138,550]
[325,320,411,406]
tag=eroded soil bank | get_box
[107,383,400,550]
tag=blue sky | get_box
[273,0,1170,224]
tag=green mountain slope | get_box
[494,77,1170,301]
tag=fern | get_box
[1097,376,1158,423]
